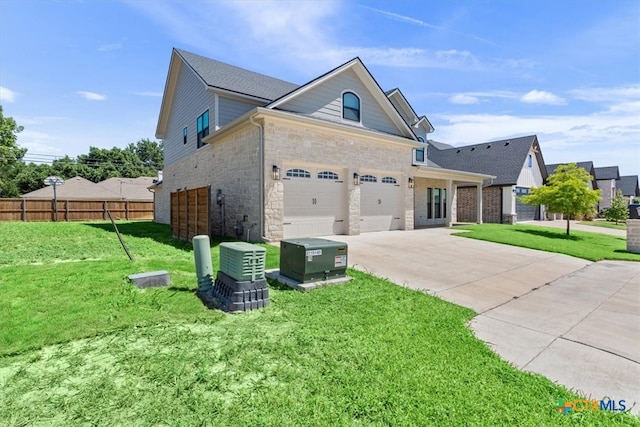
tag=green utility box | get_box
[280,238,348,283]
[219,242,266,282]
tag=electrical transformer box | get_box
[219,242,266,282]
[279,238,348,283]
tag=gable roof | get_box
[97,177,155,201]
[175,49,299,101]
[594,166,620,181]
[157,48,299,138]
[427,135,545,186]
[617,175,640,197]
[21,176,124,199]
[266,57,417,139]
[546,161,595,177]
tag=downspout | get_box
[500,187,503,224]
[249,113,268,242]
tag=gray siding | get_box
[388,96,413,126]
[278,69,403,136]
[218,96,258,127]
[164,62,216,166]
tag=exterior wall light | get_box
[272,165,281,180]
[408,177,414,188]
[353,172,360,185]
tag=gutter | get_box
[249,114,269,242]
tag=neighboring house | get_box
[97,177,155,201]
[545,161,598,220]
[594,166,620,212]
[427,135,547,223]
[617,175,640,203]
[154,48,493,241]
[546,161,597,190]
[21,176,124,199]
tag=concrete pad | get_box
[525,338,640,410]
[127,270,171,289]
[438,275,534,313]
[265,269,351,291]
[470,316,556,368]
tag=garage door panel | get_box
[283,170,347,238]
[360,180,402,232]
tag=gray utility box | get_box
[280,238,348,283]
[219,242,266,282]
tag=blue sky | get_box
[1,0,639,176]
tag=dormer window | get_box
[342,92,360,122]
[417,137,425,142]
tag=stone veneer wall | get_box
[627,219,640,253]
[457,186,503,223]
[157,124,262,239]
[262,118,414,241]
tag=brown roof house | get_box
[21,176,123,199]
[97,177,155,201]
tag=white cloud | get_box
[520,90,566,105]
[0,86,17,103]
[569,85,640,103]
[449,94,480,104]
[77,91,106,101]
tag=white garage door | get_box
[283,168,347,238]
[360,174,403,232]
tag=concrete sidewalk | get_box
[526,219,627,237]
[319,228,640,413]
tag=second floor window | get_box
[197,110,209,149]
[183,127,187,145]
[342,92,360,122]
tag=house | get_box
[546,161,597,190]
[153,48,493,241]
[594,166,620,212]
[545,161,599,220]
[21,176,123,199]
[427,135,547,223]
[617,175,640,203]
[97,177,155,201]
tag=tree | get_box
[521,163,601,235]
[604,190,629,224]
[0,105,27,197]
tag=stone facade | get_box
[262,117,415,241]
[414,178,449,226]
[156,124,262,238]
[457,186,502,223]
[627,220,640,253]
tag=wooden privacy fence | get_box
[171,186,211,241]
[0,199,154,222]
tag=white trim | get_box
[214,94,220,130]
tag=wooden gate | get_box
[170,186,211,241]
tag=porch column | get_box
[445,179,453,226]
[477,184,483,224]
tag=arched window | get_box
[285,168,311,178]
[317,171,339,180]
[382,177,397,184]
[360,174,377,183]
[342,92,360,122]
[417,136,425,142]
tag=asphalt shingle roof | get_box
[427,135,541,186]
[594,166,620,181]
[21,176,124,199]
[617,175,640,197]
[427,140,454,150]
[176,49,299,101]
[546,161,595,176]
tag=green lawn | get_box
[0,221,637,425]
[580,220,628,230]
[453,223,640,262]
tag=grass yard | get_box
[1,221,637,425]
[453,223,640,262]
[580,220,628,231]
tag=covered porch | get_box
[412,166,495,227]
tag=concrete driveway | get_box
[320,228,640,414]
